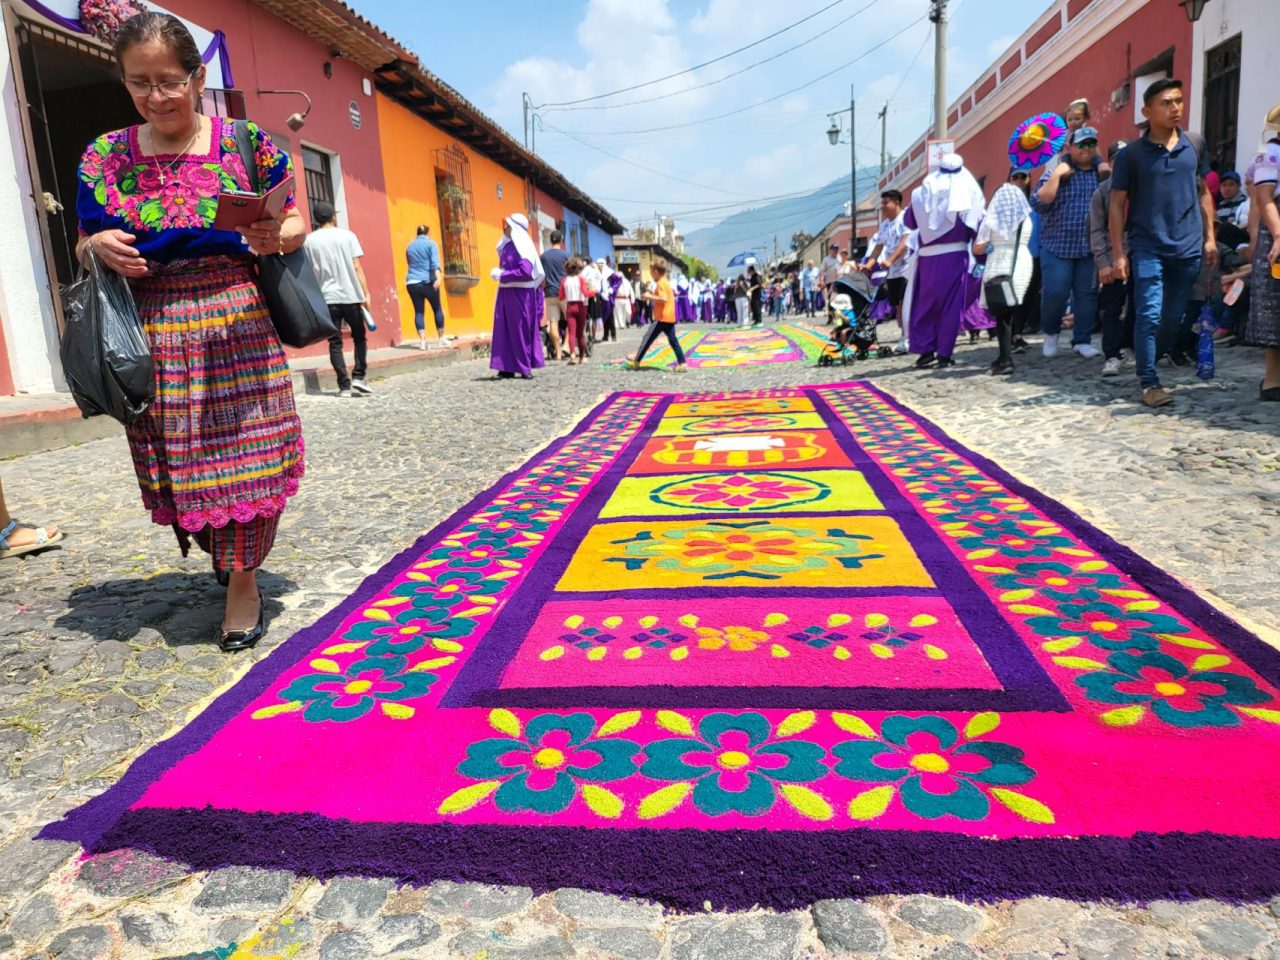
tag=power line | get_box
[546,14,928,138]
[887,25,931,105]
[535,0,848,108]
[547,0,881,114]
[541,122,754,196]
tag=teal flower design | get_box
[640,712,826,817]
[988,561,1126,604]
[425,538,528,569]
[1076,651,1270,728]
[948,519,1074,560]
[389,570,508,609]
[1023,600,1188,653]
[453,712,640,816]
[278,655,436,723]
[833,714,1045,823]
[341,604,477,657]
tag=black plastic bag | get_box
[59,249,154,425]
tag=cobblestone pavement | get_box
[1,322,1278,959]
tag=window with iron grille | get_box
[1202,35,1241,171]
[435,145,478,277]
[301,146,334,221]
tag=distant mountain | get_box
[682,167,881,273]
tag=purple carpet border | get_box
[38,382,1280,908]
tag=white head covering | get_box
[911,153,986,244]
[498,213,545,284]
[985,181,1031,242]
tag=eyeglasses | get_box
[1075,140,1098,149]
[123,70,196,99]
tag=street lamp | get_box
[1179,0,1208,21]
[826,84,857,255]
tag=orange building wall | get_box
[377,94,531,340]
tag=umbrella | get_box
[726,251,759,268]
[1008,112,1067,170]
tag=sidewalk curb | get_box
[1,337,490,458]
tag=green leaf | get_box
[847,785,895,821]
[779,784,833,821]
[963,712,1000,739]
[1052,656,1107,670]
[832,712,878,738]
[437,781,499,815]
[250,700,303,721]
[488,709,521,737]
[637,783,691,820]
[1191,654,1230,671]
[581,785,624,819]
[1239,707,1280,725]
[1099,705,1145,726]
[990,788,1055,824]
[597,711,642,736]
[776,711,816,737]
[137,198,165,228]
[655,710,694,736]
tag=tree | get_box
[790,230,814,252]
[679,253,717,280]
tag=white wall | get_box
[0,34,62,394]
[1191,0,1280,173]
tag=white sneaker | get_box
[1102,357,1122,377]
[338,388,353,398]
[1119,350,1134,367]
[1042,336,1059,358]
[1073,343,1100,359]
[351,379,373,395]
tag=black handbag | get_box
[983,222,1024,313]
[232,122,336,348]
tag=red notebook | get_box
[213,175,294,232]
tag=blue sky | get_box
[356,0,1048,235]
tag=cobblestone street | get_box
[2,323,1278,959]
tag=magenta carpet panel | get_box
[43,384,1280,909]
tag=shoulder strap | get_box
[1185,130,1207,172]
[231,120,260,193]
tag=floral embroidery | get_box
[1023,600,1190,653]
[271,655,436,723]
[1076,651,1269,728]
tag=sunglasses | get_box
[1075,140,1098,148]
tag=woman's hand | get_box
[85,230,147,277]
[237,219,283,255]
[1270,236,1280,266]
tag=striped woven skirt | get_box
[127,256,303,570]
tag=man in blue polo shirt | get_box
[1109,78,1217,408]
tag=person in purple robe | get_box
[960,252,997,339]
[903,153,986,369]
[674,275,695,322]
[714,281,726,321]
[490,212,546,379]
[700,281,714,322]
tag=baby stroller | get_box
[818,274,885,365]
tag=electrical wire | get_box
[546,0,881,113]
[534,0,847,108]
[543,14,927,138]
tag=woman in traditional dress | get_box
[903,153,987,368]
[77,12,303,651]
[490,213,546,379]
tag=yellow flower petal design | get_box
[638,783,691,820]
[438,780,500,815]
[832,712,877,738]
[1100,705,1145,726]
[776,711,816,737]
[251,701,303,721]
[409,657,456,671]
[779,784,833,821]
[990,788,1055,824]
[1191,654,1230,671]
[597,711,642,736]
[848,785,895,821]
[539,646,565,661]
[489,709,521,737]
[581,785,624,819]
[381,703,414,720]
[963,712,1000,739]
[321,642,368,655]
[308,658,341,674]
[656,710,694,736]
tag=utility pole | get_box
[522,92,531,149]
[878,103,888,179]
[850,83,857,254]
[930,0,948,138]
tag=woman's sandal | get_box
[1260,381,1280,402]
[0,520,63,560]
[218,590,266,653]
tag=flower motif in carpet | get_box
[832,713,1051,823]
[648,472,831,513]
[639,711,831,819]
[946,518,1081,560]
[986,559,1128,605]
[1023,599,1191,654]
[607,520,884,582]
[1076,651,1271,728]
[268,654,437,723]
[695,625,770,652]
[441,711,641,818]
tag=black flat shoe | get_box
[989,359,1015,375]
[219,591,265,653]
[915,352,937,369]
[497,371,515,379]
[935,356,956,369]
[216,570,230,587]
[1261,381,1280,402]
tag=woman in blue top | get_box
[406,225,446,349]
[75,12,303,651]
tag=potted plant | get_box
[443,259,478,295]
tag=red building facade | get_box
[883,0,1193,197]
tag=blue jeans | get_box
[1132,251,1201,389]
[1039,250,1097,344]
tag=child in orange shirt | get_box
[630,262,687,371]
